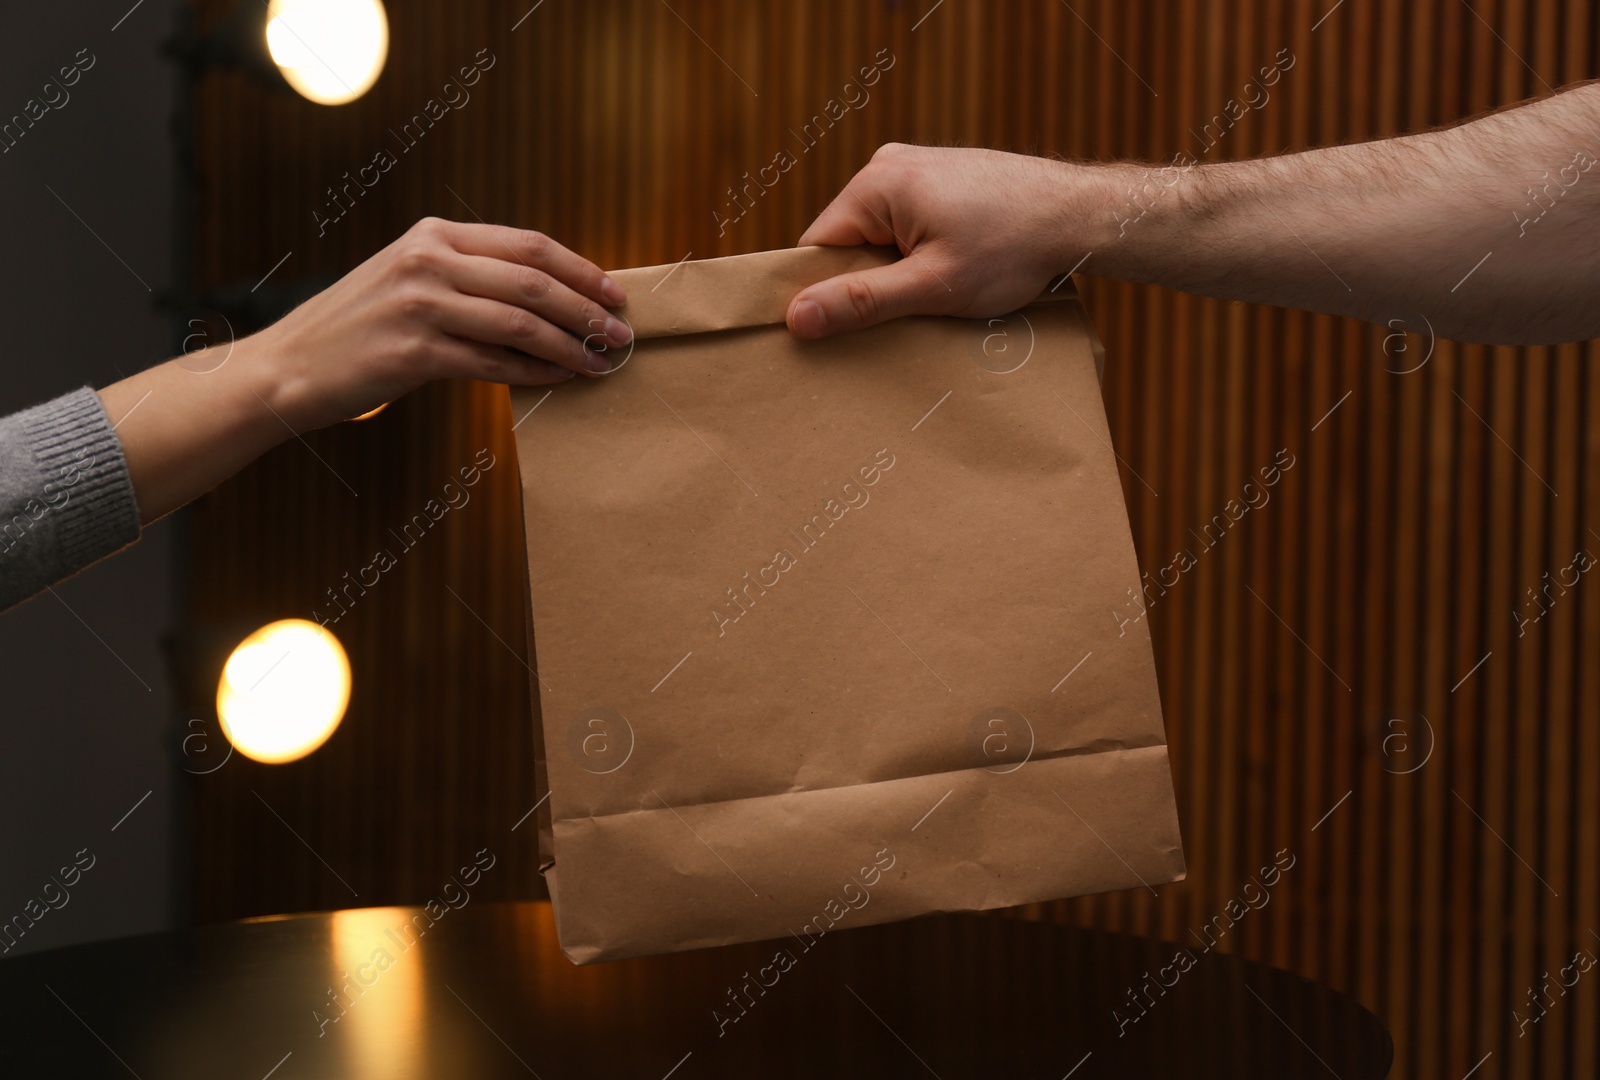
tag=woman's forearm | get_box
[97,341,287,524]
[98,217,629,525]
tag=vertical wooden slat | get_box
[1576,329,1600,1080]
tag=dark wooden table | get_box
[0,901,1389,1078]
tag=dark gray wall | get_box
[0,0,181,955]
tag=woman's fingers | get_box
[433,293,611,377]
[375,218,629,389]
[435,336,577,386]
[445,252,632,348]
[436,220,627,308]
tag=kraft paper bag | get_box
[511,246,1184,965]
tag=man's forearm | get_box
[1088,82,1600,345]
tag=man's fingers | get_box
[798,194,875,248]
[798,176,900,249]
[434,295,610,377]
[786,258,948,339]
[433,219,627,308]
[446,252,631,348]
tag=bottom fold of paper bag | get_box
[545,745,1184,964]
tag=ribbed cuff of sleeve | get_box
[17,387,142,571]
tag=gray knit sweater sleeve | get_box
[0,387,142,611]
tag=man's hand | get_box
[794,83,1600,348]
[787,144,1114,339]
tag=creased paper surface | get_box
[512,246,1183,964]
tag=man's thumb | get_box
[787,258,942,339]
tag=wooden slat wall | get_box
[186,2,1599,1077]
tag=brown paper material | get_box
[512,246,1184,965]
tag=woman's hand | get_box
[255,217,632,431]
[99,217,629,523]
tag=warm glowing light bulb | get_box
[217,619,351,764]
[265,0,388,106]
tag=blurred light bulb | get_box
[217,619,351,764]
[265,0,388,106]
